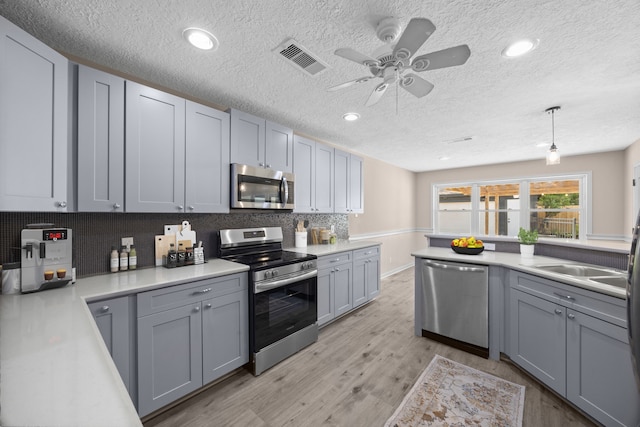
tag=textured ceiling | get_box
[1,0,639,172]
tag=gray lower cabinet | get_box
[0,15,69,211]
[202,291,248,384]
[509,289,566,395]
[137,303,202,416]
[77,65,125,212]
[88,296,136,405]
[317,251,352,326]
[509,271,640,426]
[353,246,380,306]
[317,247,379,327]
[137,273,248,417]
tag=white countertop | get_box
[286,240,381,256]
[412,247,627,299]
[0,259,248,427]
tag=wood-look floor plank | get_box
[144,267,597,427]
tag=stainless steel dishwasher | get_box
[421,259,489,356]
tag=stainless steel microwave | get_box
[230,163,294,210]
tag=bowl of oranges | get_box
[451,236,485,255]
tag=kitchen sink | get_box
[588,276,628,289]
[529,264,625,277]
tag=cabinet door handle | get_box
[259,162,265,167]
[101,305,110,312]
[113,203,121,209]
[177,205,184,211]
[335,267,340,272]
[554,308,562,315]
[195,288,212,294]
[567,313,575,320]
[194,306,200,312]
[553,292,575,301]
[57,201,67,208]
[188,205,195,211]
[205,303,212,309]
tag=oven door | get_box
[231,163,294,209]
[251,273,317,352]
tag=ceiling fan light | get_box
[183,27,218,51]
[412,58,430,72]
[501,38,539,58]
[342,113,360,121]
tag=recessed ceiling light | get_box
[501,38,539,58]
[183,27,219,51]
[439,156,450,161]
[342,113,360,121]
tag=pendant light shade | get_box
[545,106,561,165]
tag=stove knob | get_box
[273,269,279,277]
[264,271,272,280]
[302,262,309,269]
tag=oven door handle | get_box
[254,269,317,293]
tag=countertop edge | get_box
[0,259,250,427]
[412,247,626,299]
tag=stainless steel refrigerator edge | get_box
[628,210,640,390]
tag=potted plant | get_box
[518,227,538,257]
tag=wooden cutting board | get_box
[155,235,172,266]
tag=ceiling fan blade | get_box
[327,76,372,92]
[411,44,471,72]
[392,18,436,62]
[365,82,389,106]
[399,73,434,98]
[334,48,380,67]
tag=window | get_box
[434,174,588,239]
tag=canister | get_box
[295,231,308,248]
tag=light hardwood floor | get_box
[144,267,597,427]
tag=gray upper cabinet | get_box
[293,135,333,213]
[229,109,293,173]
[125,81,186,213]
[185,101,230,213]
[77,65,125,212]
[265,121,294,173]
[0,15,69,211]
[334,149,364,214]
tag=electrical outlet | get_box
[484,242,496,251]
[121,237,134,251]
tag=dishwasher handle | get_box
[423,259,487,273]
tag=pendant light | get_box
[545,106,561,165]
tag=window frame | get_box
[432,173,591,239]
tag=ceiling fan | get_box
[328,17,471,107]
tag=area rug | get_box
[384,355,525,427]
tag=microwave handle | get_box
[281,176,288,204]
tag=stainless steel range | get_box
[218,227,318,376]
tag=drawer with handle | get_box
[354,246,380,260]
[317,251,352,269]
[137,273,247,317]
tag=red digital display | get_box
[42,229,67,241]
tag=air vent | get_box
[274,38,329,76]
